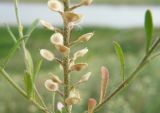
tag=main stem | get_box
[63,0,71,112]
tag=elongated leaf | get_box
[24,48,34,75]
[24,72,33,98]
[2,38,24,68]
[145,10,153,53]
[33,59,42,81]
[25,19,39,43]
[6,24,17,43]
[113,41,125,81]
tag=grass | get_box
[2,0,160,5]
[0,26,160,113]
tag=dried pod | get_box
[40,49,54,61]
[44,79,59,91]
[50,33,64,45]
[88,98,97,113]
[48,0,64,12]
[40,20,54,31]
[65,89,81,105]
[99,66,109,104]
[49,73,63,84]
[78,72,91,83]
[78,32,94,42]
[73,48,88,60]
[81,0,93,6]
[63,12,83,24]
[70,63,88,71]
[55,45,70,56]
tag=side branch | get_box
[94,38,160,112]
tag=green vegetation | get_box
[2,0,160,4]
[0,27,160,113]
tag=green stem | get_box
[94,38,160,112]
[34,85,48,110]
[0,68,50,113]
[52,92,56,113]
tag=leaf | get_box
[145,10,153,53]
[24,72,33,98]
[25,19,39,43]
[24,48,34,75]
[2,38,24,68]
[113,41,125,81]
[33,59,42,81]
[6,24,17,43]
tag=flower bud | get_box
[57,102,64,111]
[48,0,64,12]
[78,32,94,42]
[50,33,64,45]
[99,66,109,104]
[81,0,93,6]
[40,49,54,61]
[40,20,54,31]
[70,63,88,71]
[78,72,91,83]
[88,98,97,113]
[49,73,63,84]
[65,89,81,105]
[44,79,59,91]
[63,12,83,24]
[73,48,88,60]
[55,45,70,56]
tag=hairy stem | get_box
[63,0,71,112]
[94,38,160,112]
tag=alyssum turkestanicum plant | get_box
[0,0,160,113]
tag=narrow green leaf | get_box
[2,38,24,68]
[24,48,34,75]
[24,72,33,98]
[113,41,125,81]
[25,19,39,43]
[145,10,153,53]
[6,24,17,43]
[33,59,42,81]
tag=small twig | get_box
[70,3,83,11]
[94,38,160,112]
[34,85,49,110]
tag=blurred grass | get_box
[0,26,160,113]
[1,0,160,5]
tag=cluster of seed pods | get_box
[39,0,109,112]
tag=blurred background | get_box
[0,0,160,113]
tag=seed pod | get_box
[63,12,83,24]
[65,89,81,105]
[99,66,109,104]
[40,20,54,31]
[70,63,88,71]
[48,0,64,12]
[73,48,88,60]
[55,45,70,56]
[49,73,63,84]
[81,0,93,6]
[78,72,91,83]
[50,33,64,45]
[40,49,54,61]
[78,32,94,42]
[44,79,59,91]
[88,98,97,113]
